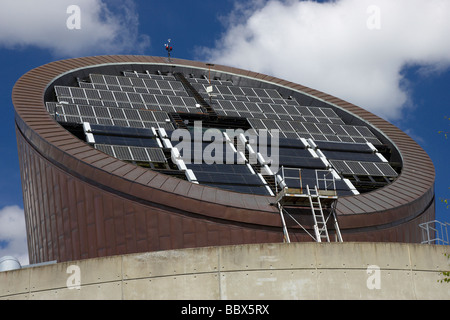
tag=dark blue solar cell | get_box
[194,172,263,186]
[278,147,311,158]
[90,124,155,138]
[255,136,305,149]
[186,164,252,175]
[315,141,373,153]
[203,183,271,196]
[322,150,382,162]
[93,134,160,148]
[278,156,327,169]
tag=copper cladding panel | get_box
[12,56,435,263]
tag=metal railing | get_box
[315,170,337,192]
[274,166,337,195]
[419,220,449,245]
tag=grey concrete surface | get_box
[1,242,449,300]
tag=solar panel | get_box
[128,92,144,104]
[55,86,71,97]
[323,134,340,142]
[143,79,158,89]
[64,104,80,116]
[342,125,361,137]
[345,161,368,175]
[309,108,325,117]
[330,160,397,177]
[104,75,120,86]
[85,89,101,100]
[329,124,348,136]
[129,146,149,161]
[329,160,352,175]
[298,106,313,117]
[253,88,269,98]
[90,74,105,84]
[109,108,126,119]
[76,105,93,117]
[315,123,335,135]
[338,136,354,143]
[95,144,115,157]
[113,91,129,102]
[265,89,282,99]
[374,162,398,177]
[248,118,266,130]
[194,172,263,185]
[98,90,115,101]
[63,115,80,123]
[202,183,271,196]
[240,87,256,97]
[321,108,339,118]
[123,109,141,120]
[365,137,382,145]
[278,156,327,169]
[302,123,321,134]
[113,145,133,160]
[139,110,156,122]
[275,120,295,132]
[147,147,167,162]
[360,162,383,176]
[142,94,158,105]
[96,118,114,126]
[316,141,374,153]
[182,97,197,107]
[229,86,245,96]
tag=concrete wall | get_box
[1,242,449,300]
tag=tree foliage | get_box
[437,115,449,139]
[438,254,450,284]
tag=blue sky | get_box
[0,0,449,265]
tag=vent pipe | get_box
[0,256,22,272]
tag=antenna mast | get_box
[165,39,173,62]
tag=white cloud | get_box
[201,0,450,120]
[0,206,28,266]
[0,0,150,57]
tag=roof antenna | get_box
[165,39,173,62]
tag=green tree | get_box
[439,254,450,284]
[437,115,449,139]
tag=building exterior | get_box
[12,56,435,265]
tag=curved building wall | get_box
[1,243,449,300]
[12,56,435,264]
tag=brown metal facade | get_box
[12,56,435,264]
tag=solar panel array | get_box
[47,68,399,197]
[189,79,381,145]
[95,144,167,163]
[46,101,175,130]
